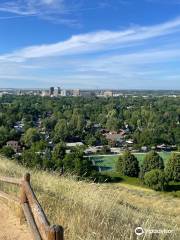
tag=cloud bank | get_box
[0,16,180,89]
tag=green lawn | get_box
[103,171,180,197]
[89,152,172,171]
[89,152,180,196]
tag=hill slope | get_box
[0,156,179,240]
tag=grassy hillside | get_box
[0,156,179,240]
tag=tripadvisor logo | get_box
[135,227,144,236]
[135,227,174,236]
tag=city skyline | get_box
[0,0,180,89]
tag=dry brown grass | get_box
[0,156,179,240]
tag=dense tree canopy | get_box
[0,95,179,148]
[0,94,179,185]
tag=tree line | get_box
[0,94,179,184]
[116,151,180,191]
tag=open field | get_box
[89,152,172,171]
[0,156,180,240]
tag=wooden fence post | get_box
[47,225,64,240]
[20,173,30,224]
[47,225,56,240]
[55,225,64,240]
[1,173,64,240]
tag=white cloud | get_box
[1,17,180,62]
[1,16,180,89]
[0,0,62,15]
[0,0,113,24]
[147,0,180,4]
[0,0,77,24]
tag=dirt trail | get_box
[0,201,32,240]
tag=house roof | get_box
[7,140,19,144]
[66,142,84,147]
[105,133,123,141]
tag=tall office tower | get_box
[49,87,54,96]
[54,87,61,97]
[58,87,61,94]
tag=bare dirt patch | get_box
[0,201,32,240]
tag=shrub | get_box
[144,169,168,191]
[63,148,93,177]
[140,151,164,178]
[23,128,40,147]
[165,153,180,182]
[0,146,15,158]
[116,155,124,174]
[90,171,112,183]
[116,151,139,177]
[52,142,66,171]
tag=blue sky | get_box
[0,0,180,89]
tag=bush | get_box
[116,155,124,174]
[144,169,168,191]
[140,151,164,178]
[165,153,180,182]
[63,148,93,177]
[116,151,139,177]
[0,146,15,158]
[52,142,66,171]
[90,171,112,183]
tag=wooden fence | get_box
[0,173,64,240]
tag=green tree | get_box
[106,117,119,131]
[0,126,9,147]
[23,128,40,147]
[76,114,85,132]
[85,134,97,146]
[43,116,57,131]
[64,148,93,177]
[31,140,47,152]
[52,142,66,172]
[53,119,68,142]
[140,151,164,178]
[0,146,15,158]
[116,151,139,177]
[21,149,43,168]
[116,155,124,175]
[165,153,180,182]
[144,169,168,191]
[63,153,75,172]
[74,157,92,177]
[43,148,54,170]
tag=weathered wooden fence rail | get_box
[0,173,64,240]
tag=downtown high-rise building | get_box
[49,87,54,96]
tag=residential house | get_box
[6,141,21,153]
